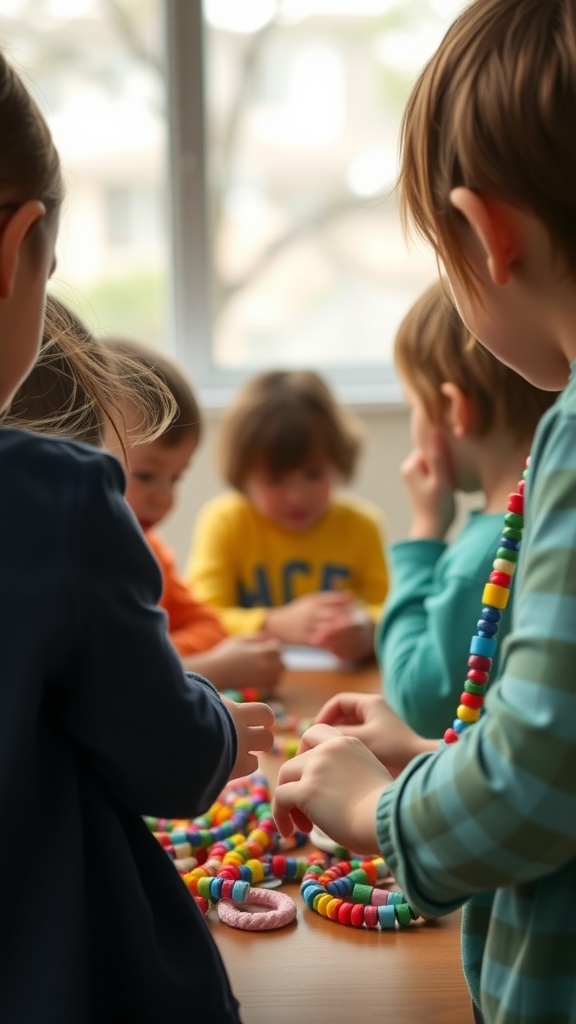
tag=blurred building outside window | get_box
[0,0,466,405]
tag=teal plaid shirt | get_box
[378,366,576,1024]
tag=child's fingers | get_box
[245,724,275,754]
[272,780,314,837]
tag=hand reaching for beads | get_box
[310,600,375,662]
[263,591,354,646]
[221,697,275,781]
[315,692,439,777]
[185,633,284,693]
[272,723,393,854]
[401,427,456,540]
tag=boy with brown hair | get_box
[378,279,557,737]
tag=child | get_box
[103,337,284,692]
[0,51,273,1023]
[272,2,576,1022]
[378,280,557,737]
[186,368,389,663]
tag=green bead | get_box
[464,680,486,695]
[352,883,372,905]
[496,546,518,562]
[504,511,524,530]
[502,526,523,541]
[395,904,413,926]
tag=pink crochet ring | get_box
[217,886,297,931]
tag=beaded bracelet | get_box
[300,859,417,930]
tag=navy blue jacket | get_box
[0,428,241,1023]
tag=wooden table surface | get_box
[214,662,471,1024]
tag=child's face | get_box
[123,435,197,533]
[244,459,336,532]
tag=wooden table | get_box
[214,663,471,1024]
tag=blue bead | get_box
[378,905,396,929]
[480,606,501,622]
[499,537,520,551]
[453,718,468,733]
[477,622,499,637]
[231,880,250,902]
[470,635,497,657]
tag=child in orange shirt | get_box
[103,337,283,692]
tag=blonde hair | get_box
[394,281,558,442]
[219,369,363,490]
[2,297,177,449]
[399,0,576,296]
[103,337,202,448]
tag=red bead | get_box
[338,902,353,926]
[468,655,492,671]
[364,905,379,928]
[443,728,459,744]
[518,480,525,496]
[460,691,483,709]
[507,492,524,514]
[242,687,260,703]
[467,669,489,684]
[272,855,286,877]
[489,571,512,587]
[350,903,365,928]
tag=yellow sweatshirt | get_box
[185,491,389,634]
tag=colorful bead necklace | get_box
[442,459,528,744]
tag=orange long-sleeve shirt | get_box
[147,530,227,655]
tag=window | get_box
[1,0,466,403]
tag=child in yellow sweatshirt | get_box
[186,369,389,663]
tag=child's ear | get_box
[0,200,46,300]
[449,188,519,286]
[440,382,475,439]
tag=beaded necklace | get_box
[442,459,527,744]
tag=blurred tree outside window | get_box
[0,0,466,401]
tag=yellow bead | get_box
[314,893,333,916]
[326,898,343,920]
[493,558,516,576]
[245,858,265,882]
[251,829,269,847]
[457,704,481,723]
[482,583,510,609]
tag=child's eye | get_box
[133,473,155,484]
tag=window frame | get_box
[164,0,403,409]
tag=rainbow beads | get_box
[443,460,528,745]
[300,860,418,930]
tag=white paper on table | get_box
[281,645,345,671]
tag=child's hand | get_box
[311,601,374,662]
[263,591,353,646]
[221,697,275,780]
[315,691,439,776]
[401,428,456,539]
[192,634,283,693]
[272,724,392,852]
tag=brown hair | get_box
[103,337,202,448]
[3,295,104,446]
[398,0,576,296]
[219,369,363,490]
[2,298,178,450]
[0,51,63,214]
[394,280,558,442]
